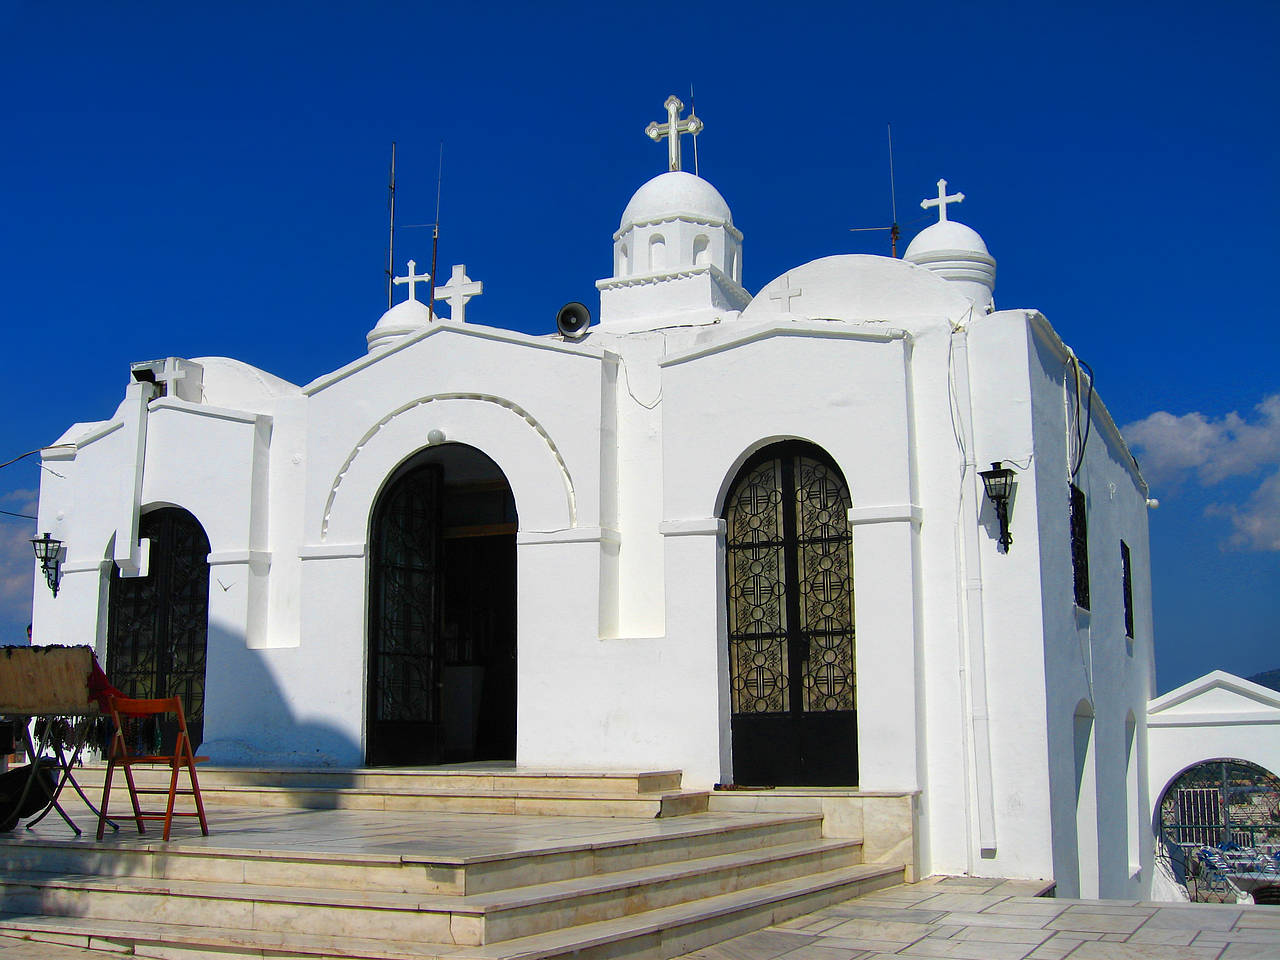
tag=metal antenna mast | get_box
[428,141,443,311]
[386,142,397,309]
[848,123,903,257]
[887,123,900,258]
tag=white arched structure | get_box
[1147,672,1280,828]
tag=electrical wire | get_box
[1067,354,1095,479]
[0,508,36,520]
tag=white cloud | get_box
[1124,396,1280,552]
[1207,470,1280,552]
[1124,395,1280,488]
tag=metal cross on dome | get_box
[392,259,430,303]
[434,264,483,323]
[646,95,703,173]
[921,179,965,222]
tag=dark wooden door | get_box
[724,443,857,786]
[368,464,444,766]
[106,508,211,747]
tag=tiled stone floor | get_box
[678,876,1280,960]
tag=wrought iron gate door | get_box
[106,508,211,747]
[368,464,444,765]
[724,443,857,786]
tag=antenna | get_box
[887,123,900,258]
[386,142,397,309]
[690,83,699,177]
[429,141,443,311]
[427,140,442,308]
[848,124,903,257]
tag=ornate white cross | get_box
[921,179,965,222]
[392,259,430,302]
[646,95,703,173]
[434,264,483,323]
[769,275,803,312]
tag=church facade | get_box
[33,99,1156,898]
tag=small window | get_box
[649,234,666,271]
[1070,483,1090,610]
[692,235,710,266]
[1121,540,1134,639]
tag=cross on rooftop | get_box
[921,179,965,222]
[646,95,703,173]
[434,264,483,323]
[769,275,803,312]
[392,260,430,303]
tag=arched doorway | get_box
[106,507,211,747]
[367,444,517,766]
[1155,758,1280,902]
[722,440,856,786]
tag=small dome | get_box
[904,219,996,311]
[620,171,732,230]
[904,220,990,260]
[366,299,435,353]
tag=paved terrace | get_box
[680,877,1280,960]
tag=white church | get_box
[33,97,1164,898]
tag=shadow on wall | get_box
[194,621,363,774]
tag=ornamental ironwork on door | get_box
[368,464,444,766]
[724,442,857,785]
[106,507,210,747]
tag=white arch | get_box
[321,394,576,543]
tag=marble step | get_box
[73,765,707,817]
[6,811,827,895]
[75,764,685,795]
[0,837,865,945]
[0,861,906,960]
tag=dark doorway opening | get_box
[106,507,211,748]
[723,441,857,786]
[367,445,517,766]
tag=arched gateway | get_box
[722,441,857,786]
[106,507,211,748]
[366,443,518,766]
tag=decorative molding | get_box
[1148,712,1280,728]
[304,320,602,397]
[661,322,908,369]
[848,504,923,527]
[517,526,619,546]
[150,398,268,427]
[659,518,726,537]
[299,543,366,561]
[62,559,112,575]
[320,393,576,540]
[613,213,743,243]
[207,550,272,566]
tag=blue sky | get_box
[1,1,1276,693]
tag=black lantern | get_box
[30,532,63,597]
[978,462,1016,552]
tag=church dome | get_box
[904,220,997,311]
[620,171,732,229]
[904,220,991,260]
[366,299,435,353]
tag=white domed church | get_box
[33,98,1158,897]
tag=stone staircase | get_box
[0,769,909,959]
[72,764,711,818]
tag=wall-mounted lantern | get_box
[978,462,1016,552]
[30,532,63,597]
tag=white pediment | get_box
[1148,670,1280,724]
